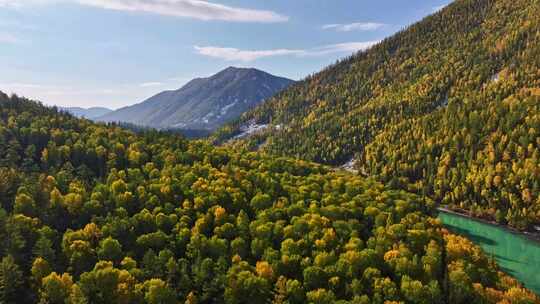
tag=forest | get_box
[2,0,540,303]
[214,0,540,230]
[0,93,537,303]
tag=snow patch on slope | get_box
[340,158,358,173]
[172,122,187,128]
[220,101,238,116]
[233,122,269,139]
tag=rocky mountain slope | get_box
[97,67,293,130]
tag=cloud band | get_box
[194,41,379,62]
[0,0,288,23]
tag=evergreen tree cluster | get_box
[215,0,540,229]
[0,93,536,303]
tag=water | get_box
[439,211,540,295]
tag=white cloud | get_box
[0,0,56,7]
[0,0,288,23]
[194,41,379,62]
[309,42,379,56]
[139,81,163,87]
[0,0,24,7]
[194,46,303,62]
[322,22,385,32]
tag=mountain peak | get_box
[218,66,262,76]
[97,67,294,131]
[224,66,254,72]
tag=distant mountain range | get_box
[97,67,294,130]
[60,106,113,119]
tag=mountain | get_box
[215,0,540,230]
[60,106,112,119]
[97,67,294,130]
[1,91,536,303]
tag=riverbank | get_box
[437,206,540,244]
[438,211,540,295]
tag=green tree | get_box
[143,279,176,304]
[13,192,36,217]
[97,237,123,263]
[0,255,23,304]
[225,263,272,304]
[39,272,73,304]
[31,257,52,289]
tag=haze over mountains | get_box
[60,106,113,119]
[97,67,294,130]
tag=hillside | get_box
[0,92,537,303]
[59,106,112,119]
[98,67,293,131]
[215,0,540,230]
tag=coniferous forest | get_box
[215,0,540,231]
[0,91,538,303]
[1,0,540,303]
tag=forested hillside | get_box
[215,0,540,230]
[0,93,537,303]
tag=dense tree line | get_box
[214,0,540,229]
[0,93,536,303]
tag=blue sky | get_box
[0,0,449,109]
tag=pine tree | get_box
[0,255,23,304]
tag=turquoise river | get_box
[439,211,540,295]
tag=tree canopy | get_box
[0,92,536,303]
[215,0,540,230]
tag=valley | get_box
[0,0,539,303]
[217,0,540,233]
